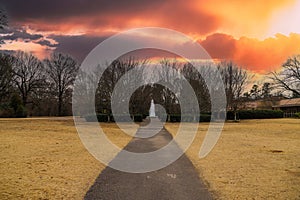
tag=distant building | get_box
[239,97,300,117]
[272,98,300,117]
[239,96,283,110]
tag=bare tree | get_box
[12,51,44,106]
[271,55,300,97]
[155,59,181,114]
[44,52,79,116]
[73,67,104,116]
[0,11,11,119]
[96,58,144,115]
[218,61,251,120]
[0,8,8,45]
[181,63,211,112]
[0,8,7,29]
[0,53,13,102]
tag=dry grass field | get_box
[0,117,132,199]
[1,117,299,199]
[165,119,300,200]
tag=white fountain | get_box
[149,99,156,117]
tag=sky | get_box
[0,0,300,74]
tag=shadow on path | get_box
[85,118,212,200]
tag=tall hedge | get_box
[168,114,211,122]
[166,110,283,122]
[85,114,144,122]
[227,110,283,120]
[199,114,211,122]
[84,110,284,123]
[132,114,143,122]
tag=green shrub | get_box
[110,114,129,122]
[295,112,300,118]
[199,114,211,122]
[110,114,144,122]
[109,114,114,122]
[168,114,209,122]
[157,113,167,121]
[0,103,14,118]
[142,114,148,119]
[0,99,27,118]
[133,114,143,122]
[15,105,27,118]
[226,111,236,120]
[181,115,196,122]
[169,114,181,122]
[97,114,109,122]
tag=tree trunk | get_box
[22,94,27,106]
[58,94,63,116]
[234,111,237,121]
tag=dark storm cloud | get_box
[0,0,220,35]
[0,26,56,50]
[49,33,178,63]
[0,0,163,21]
[0,27,43,41]
[0,0,221,63]
[50,34,108,62]
[36,39,57,47]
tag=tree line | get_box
[1,50,299,118]
[74,58,252,120]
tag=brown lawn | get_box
[1,118,299,199]
[165,118,300,200]
[0,117,132,199]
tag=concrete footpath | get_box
[85,118,213,200]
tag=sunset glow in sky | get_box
[0,0,299,73]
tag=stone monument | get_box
[149,99,156,117]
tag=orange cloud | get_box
[200,33,236,59]
[234,33,300,73]
[6,0,299,42]
[200,0,296,38]
[200,32,300,73]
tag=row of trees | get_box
[75,59,250,119]
[1,51,299,118]
[0,51,79,116]
[1,52,300,118]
